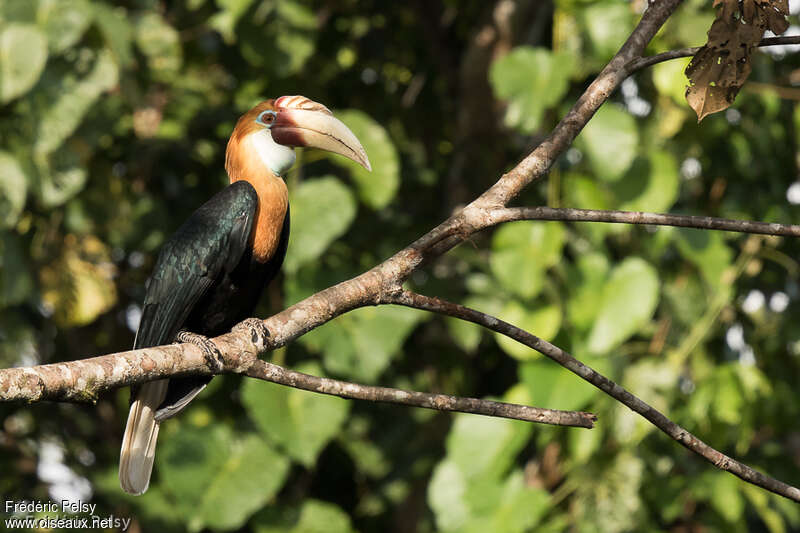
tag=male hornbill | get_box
[119,96,371,495]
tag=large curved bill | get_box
[271,106,371,172]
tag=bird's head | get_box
[226,96,371,181]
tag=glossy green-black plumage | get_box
[133,180,289,417]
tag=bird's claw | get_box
[233,318,270,349]
[176,330,225,373]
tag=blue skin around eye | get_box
[255,110,277,128]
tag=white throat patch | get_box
[249,129,296,176]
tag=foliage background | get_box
[2,0,800,531]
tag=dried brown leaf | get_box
[685,0,789,121]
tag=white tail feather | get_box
[119,380,168,495]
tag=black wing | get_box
[134,181,258,350]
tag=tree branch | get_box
[386,290,800,503]
[245,360,597,428]
[626,35,800,73]
[0,329,595,429]
[486,206,800,237]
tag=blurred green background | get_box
[2,0,800,531]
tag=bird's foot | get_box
[233,318,270,349]
[176,330,225,373]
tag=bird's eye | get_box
[256,110,277,127]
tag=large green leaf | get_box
[0,151,27,228]
[284,176,357,273]
[490,46,574,133]
[242,362,351,466]
[36,0,91,54]
[579,104,638,182]
[490,221,565,299]
[675,228,733,290]
[0,23,48,103]
[34,48,118,156]
[328,109,399,209]
[428,402,543,533]
[581,3,634,61]
[520,356,608,412]
[158,424,289,532]
[587,257,659,354]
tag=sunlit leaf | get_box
[490,46,574,133]
[675,228,733,290]
[0,24,48,103]
[490,222,565,299]
[284,176,357,273]
[328,109,399,209]
[587,257,659,354]
[37,0,91,54]
[579,104,638,181]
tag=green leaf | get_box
[91,3,133,67]
[581,3,634,61]
[579,104,638,181]
[135,13,182,81]
[158,424,289,532]
[0,24,48,103]
[35,148,88,207]
[494,300,562,360]
[284,176,357,273]
[36,0,91,54]
[242,362,351,466]
[710,471,744,523]
[328,109,399,209]
[520,357,605,412]
[490,46,574,133]
[446,415,532,482]
[34,49,118,156]
[652,57,692,105]
[587,257,659,354]
[0,151,27,228]
[299,305,427,382]
[490,221,565,299]
[613,150,679,213]
[675,228,733,290]
[566,252,610,330]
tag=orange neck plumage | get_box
[225,115,289,264]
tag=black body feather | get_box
[132,180,289,417]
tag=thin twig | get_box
[387,290,800,503]
[246,360,596,428]
[487,206,800,237]
[626,35,800,73]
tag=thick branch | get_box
[387,291,800,503]
[488,206,800,237]
[0,328,594,429]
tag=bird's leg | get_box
[233,318,271,349]
[175,330,225,372]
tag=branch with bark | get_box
[4,0,800,503]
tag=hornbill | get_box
[119,96,371,495]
